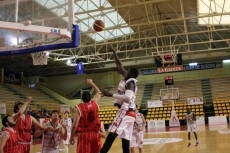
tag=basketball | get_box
[93,20,105,32]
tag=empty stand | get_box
[2,84,63,113]
[146,103,204,122]
[210,77,230,101]
[213,99,230,116]
[201,79,213,104]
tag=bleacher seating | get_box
[213,100,230,116]
[1,84,62,114]
[210,77,230,100]
[146,103,204,121]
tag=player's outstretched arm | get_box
[70,108,80,145]
[87,79,101,103]
[0,132,9,153]
[108,44,127,77]
[12,97,32,121]
[31,116,48,130]
[34,123,47,138]
[100,88,133,104]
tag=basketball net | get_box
[167,94,175,111]
[31,52,48,65]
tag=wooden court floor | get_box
[31,125,230,153]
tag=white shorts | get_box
[187,123,197,132]
[130,131,144,148]
[109,109,135,140]
[63,132,71,145]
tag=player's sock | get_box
[122,138,130,153]
[100,133,117,153]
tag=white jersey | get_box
[41,122,62,152]
[61,118,72,133]
[133,112,144,133]
[185,112,196,125]
[115,78,138,110]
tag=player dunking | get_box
[100,67,139,153]
[130,105,146,153]
[185,108,198,147]
[70,79,101,153]
[60,111,72,153]
[108,44,137,110]
[12,97,48,153]
[34,110,67,153]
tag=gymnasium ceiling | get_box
[0,0,230,77]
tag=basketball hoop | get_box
[31,52,48,65]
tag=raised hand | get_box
[107,44,115,52]
[100,89,113,97]
[86,79,93,85]
[26,96,32,102]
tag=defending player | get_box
[0,115,19,153]
[185,108,198,147]
[100,67,139,153]
[0,96,33,153]
[61,111,72,153]
[130,105,146,153]
[34,110,67,153]
[70,79,101,153]
[12,97,48,153]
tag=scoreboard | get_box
[164,76,174,85]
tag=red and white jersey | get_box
[75,100,101,132]
[3,128,19,153]
[117,78,138,95]
[61,118,72,133]
[14,114,32,142]
[133,113,144,133]
[185,112,196,125]
[117,78,138,110]
[41,122,62,152]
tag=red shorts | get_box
[77,131,101,153]
[18,143,31,153]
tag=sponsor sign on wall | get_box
[0,103,6,114]
[196,117,205,125]
[147,100,163,108]
[147,120,165,129]
[208,116,227,125]
[187,97,204,105]
[4,71,21,84]
[157,65,183,73]
[60,105,70,113]
[139,62,223,75]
